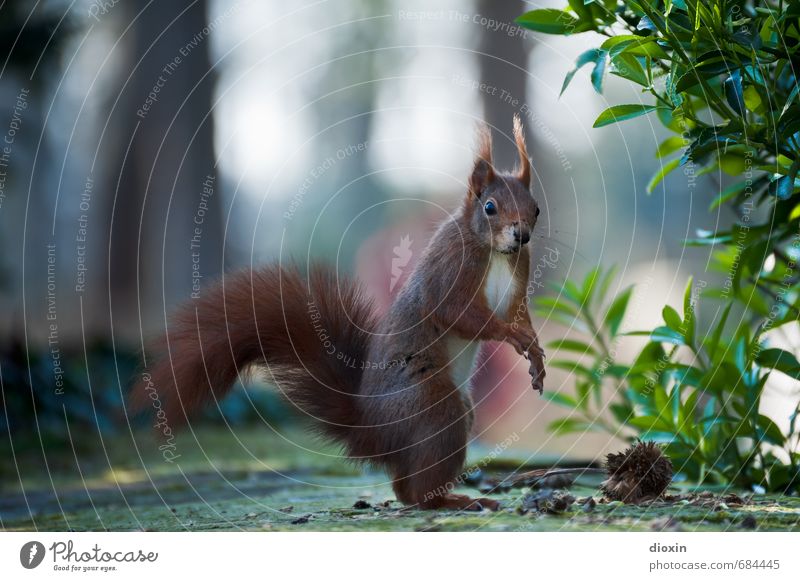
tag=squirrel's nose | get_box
[513,227,531,246]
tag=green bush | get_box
[519,0,800,492]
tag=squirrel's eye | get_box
[535,207,540,217]
[484,200,497,215]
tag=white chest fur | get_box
[445,256,518,393]
[484,255,517,317]
[446,336,479,393]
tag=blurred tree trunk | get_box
[477,0,532,168]
[93,0,223,342]
[300,0,391,266]
[0,4,72,344]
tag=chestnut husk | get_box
[601,441,673,503]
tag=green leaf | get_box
[662,305,683,331]
[597,266,617,305]
[675,57,741,92]
[543,391,580,409]
[600,35,667,59]
[707,302,733,363]
[575,381,591,411]
[781,82,800,117]
[757,348,800,379]
[603,286,633,337]
[535,296,579,318]
[682,278,695,348]
[550,359,595,378]
[789,203,800,222]
[656,136,685,158]
[558,279,585,306]
[652,384,670,418]
[547,338,597,355]
[593,104,659,128]
[724,70,744,116]
[682,389,702,423]
[666,364,703,387]
[610,402,633,424]
[517,9,582,35]
[637,14,658,34]
[547,417,595,435]
[744,85,764,113]
[619,39,668,59]
[650,326,685,345]
[590,50,608,94]
[733,333,749,375]
[535,311,589,334]
[627,415,673,433]
[582,266,602,306]
[657,104,684,132]
[709,177,767,211]
[717,152,748,176]
[567,0,593,21]
[768,174,797,200]
[756,414,785,446]
[646,158,681,194]
[739,238,771,284]
[561,48,603,96]
[599,35,639,51]
[610,53,648,87]
[603,365,628,380]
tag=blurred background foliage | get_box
[521,0,800,491]
[0,0,797,493]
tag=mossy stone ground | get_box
[2,426,798,531]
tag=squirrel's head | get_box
[463,115,540,255]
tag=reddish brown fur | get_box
[132,117,545,511]
[131,266,375,446]
[513,114,531,188]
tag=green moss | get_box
[2,427,798,532]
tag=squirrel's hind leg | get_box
[387,388,499,511]
[393,474,501,512]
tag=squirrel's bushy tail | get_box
[130,265,376,444]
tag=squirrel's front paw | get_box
[506,325,536,356]
[528,349,546,394]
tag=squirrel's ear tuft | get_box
[469,123,495,197]
[513,114,530,188]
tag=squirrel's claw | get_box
[505,325,546,393]
[528,352,546,395]
[529,344,546,359]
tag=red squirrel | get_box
[133,115,546,511]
